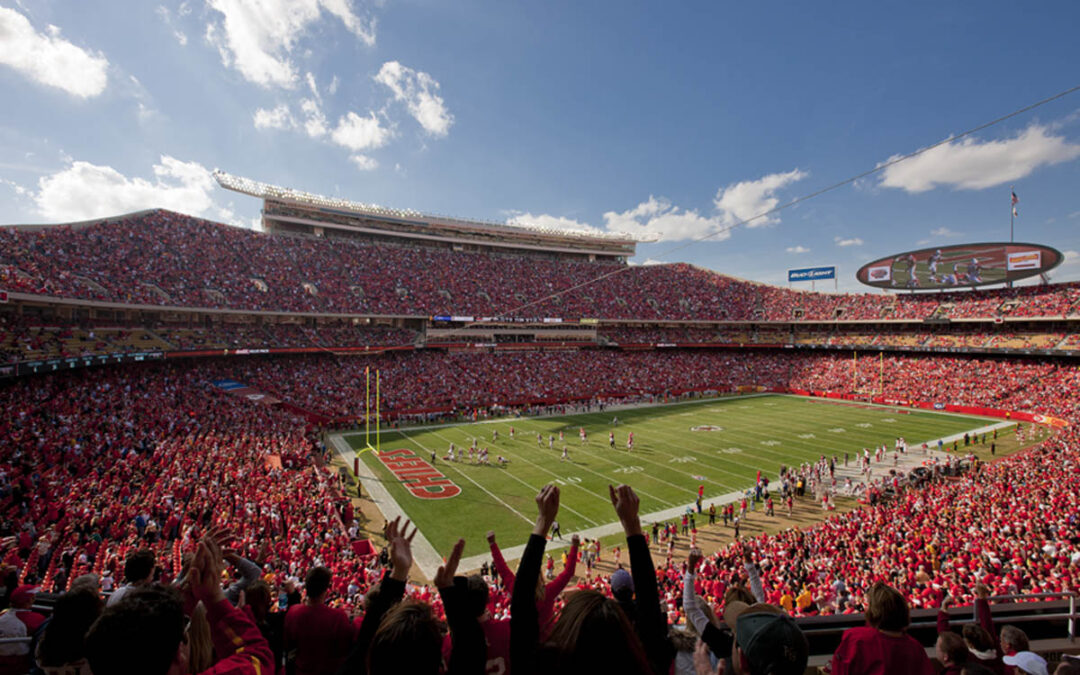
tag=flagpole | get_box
[1010,185,1014,243]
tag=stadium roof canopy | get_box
[214,170,639,260]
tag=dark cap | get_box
[723,601,808,675]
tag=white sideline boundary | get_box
[331,401,1023,575]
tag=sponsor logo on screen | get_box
[867,264,891,282]
[1007,250,1041,271]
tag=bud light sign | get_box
[788,266,836,282]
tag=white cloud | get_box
[834,236,864,247]
[930,227,961,237]
[878,123,1080,192]
[156,6,188,46]
[304,71,320,101]
[713,169,807,227]
[300,98,328,137]
[330,111,390,151]
[34,155,235,223]
[786,245,810,254]
[374,61,453,137]
[0,7,108,98]
[506,212,603,235]
[253,103,296,130]
[205,0,375,88]
[328,74,339,95]
[349,154,378,171]
[603,196,727,242]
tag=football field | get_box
[342,394,996,560]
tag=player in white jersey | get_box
[561,446,569,462]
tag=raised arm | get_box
[487,530,516,592]
[223,553,263,606]
[973,584,1000,654]
[543,534,579,602]
[684,549,734,661]
[436,539,486,675]
[337,517,413,675]
[742,549,765,604]
[189,536,274,675]
[613,484,673,675]
[510,485,559,675]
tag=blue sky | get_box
[2,0,1080,291]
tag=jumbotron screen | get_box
[856,242,1063,290]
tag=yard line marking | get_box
[424,429,601,526]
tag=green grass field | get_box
[346,394,996,558]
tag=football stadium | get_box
[3,3,1080,674]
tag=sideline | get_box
[330,435,446,579]
[339,391,773,439]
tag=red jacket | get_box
[201,598,274,675]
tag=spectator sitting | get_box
[829,582,934,674]
[1003,652,1049,675]
[34,582,103,674]
[107,549,156,607]
[936,631,969,675]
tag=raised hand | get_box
[694,639,725,675]
[386,516,417,581]
[571,534,580,548]
[435,538,465,589]
[974,583,990,600]
[188,536,226,605]
[609,484,642,536]
[533,484,560,537]
[486,530,496,545]
[688,547,703,572]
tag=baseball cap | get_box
[722,601,808,675]
[11,585,40,606]
[1002,651,1048,675]
[610,568,634,596]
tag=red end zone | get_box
[378,448,461,499]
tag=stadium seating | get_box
[5,210,1080,322]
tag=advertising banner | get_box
[788,266,836,282]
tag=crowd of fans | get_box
[0,344,1078,672]
[4,210,1080,323]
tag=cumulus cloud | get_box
[834,236,864,247]
[300,98,329,137]
[330,111,391,151]
[253,103,296,130]
[375,61,453,137]
[603,196,727,242]
[205,0,375,88]
[714,169,807,227]
[506,212,604,235]
[786,245,810,254]
[878,123,1080,192]
[34,155,235,223]
[0,6,109,98]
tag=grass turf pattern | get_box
[348,394,992,558]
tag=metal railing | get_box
[800,592,1077,643]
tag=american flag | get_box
[1011,190,1019,206]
